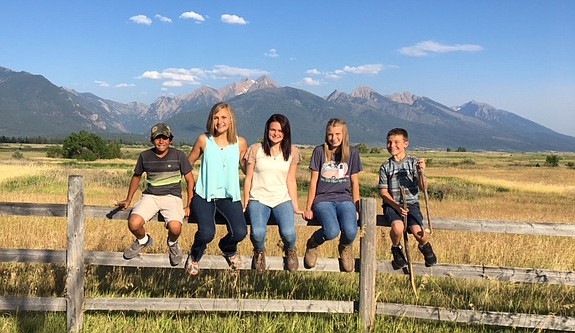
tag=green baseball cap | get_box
[150,123,172,139]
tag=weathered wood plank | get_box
[0,296,66,311]
[2,296,572,332]
[66,175,85,333]
[0,249,65,263]
[0,202,66,217]
[2,249,574,286]
[359,198,377,332]
[376,261,575,286]
[84,297,354,313]
[3,202,574,237]
[85,251,345,272]
[377,302,575,332]
[376,215,575,237]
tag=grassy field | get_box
[1,144,574,332]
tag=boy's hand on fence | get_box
[116,200,130,210]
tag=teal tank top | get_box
[195,135,241,202]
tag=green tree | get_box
[355,143,369,154]
[62,131,122,160]
[545,154,561,167]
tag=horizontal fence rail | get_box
[1,296,574,332]
[2,249,574,286]
[1,175,574,333]
[1,202,574,237]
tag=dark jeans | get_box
[189,195,247,262]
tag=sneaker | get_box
[419,242,437,267]
[123,234,154,259]
[252,250,266,273]
[167,239,183,267]
[225,254,242,270]
[391,245,407,269]
[184,255,200,276]
[303,237,319,269]
[285,247,299,272]
[338,243,354,272]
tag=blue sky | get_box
[1,1,574,136]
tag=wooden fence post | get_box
[359,198,377,333]
[66,175,85,333]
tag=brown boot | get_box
[338,243,354,272]
[285,247,299,272]
[304,237,319,269]
[251,250,265,273]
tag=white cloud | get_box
[209,65,268,77]
[115,83,135,88]
[300,77,321,86]
[94,80,110,87]
[342,64,384,75]
[163,81,184,87]
[129,15,152,26]
[306,64,383,82]
[155,14,172,24]
[221,14,248,25]
[306,69,321,75]
[139,65,268,89]
[180,11,206,23]
[399,40,483,57]
[325,73,342,80]
[264,48,279,58]
[95,80,134,88]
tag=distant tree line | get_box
[0,136,59,144]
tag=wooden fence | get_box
[0,175,574,332]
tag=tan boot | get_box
[338,243,354,272]
[285,247,299,272]
[304,237,319,269]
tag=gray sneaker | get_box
[167,239,183,267]
[123,234,154,259]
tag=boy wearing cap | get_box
[118,123,195,266]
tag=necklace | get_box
[220,147,228,168]
[271,146,281,160]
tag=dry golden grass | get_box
[0,148,574,272]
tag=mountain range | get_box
[1,66,574,152]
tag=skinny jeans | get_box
[310,200,358,246]
[247,200,297,251]
[189,195,247,261]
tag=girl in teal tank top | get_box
[185,102,248,276]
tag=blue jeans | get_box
[247,200,297,251]
[311,201,358,246]
[189,195,247,261]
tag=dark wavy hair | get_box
[262,114,292,161]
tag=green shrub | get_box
[11,150,24,159]
[545,154,561,167]
[46,145,64,158]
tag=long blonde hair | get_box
[205,102,238,143]
[323,118,350,163]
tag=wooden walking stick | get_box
[418,168,433,235]
[400,186,418,298]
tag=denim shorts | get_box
[384,202,423,231]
